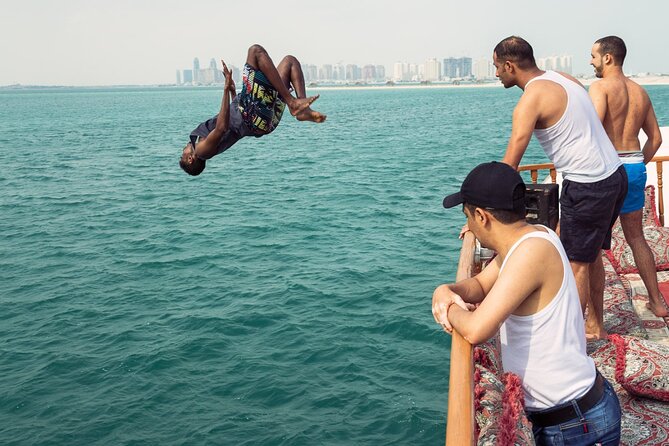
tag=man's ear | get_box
[474,207,488,224]
[504,60,514,73]
[603,53,613,66]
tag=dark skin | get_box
[180,45,326,169]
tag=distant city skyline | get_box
[176,54,574,86]
[1,0,668,86]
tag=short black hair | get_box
[494,36,537,69]
[595,35,627,65]
[179,157,206,176]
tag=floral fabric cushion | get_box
[606,186,669,274]
[474,346,535,445]
[609,334,669,401]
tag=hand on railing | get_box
[432,285,476,333]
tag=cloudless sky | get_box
[1,0,668,86]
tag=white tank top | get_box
[498,227,596,410]
[526,71,621,183]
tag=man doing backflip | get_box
[589,35,667,317]
[179,44,326,176]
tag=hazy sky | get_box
[1,0,668,86]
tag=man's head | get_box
[591,36,627,78]
[493,36,537,88]
[443,162,527,243]
[179,142,206,176]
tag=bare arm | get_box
[501,92,540,170]
[439,238,551,344]
[588,81,608,122]
[432,256,501,331]
[641,99,662,164]
[193,61,235,160]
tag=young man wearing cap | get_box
[432,162,621,445]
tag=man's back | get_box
[594,75,651,151]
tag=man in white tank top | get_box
[588,35,668,318]
[432,161,621,445]
[492,36,628,341]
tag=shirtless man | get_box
[179,44,326,176]
[493,36,627,340]
[432,162,621,444]
[589,35,667,317]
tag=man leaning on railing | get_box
[432,161,621,445]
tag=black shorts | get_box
[559,165,628,263]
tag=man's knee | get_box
[283,55,298,64]
[247,44,267,57]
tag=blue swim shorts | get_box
[621,162,647,214]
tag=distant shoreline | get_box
[2,75,669,90]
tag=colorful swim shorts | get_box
[238,64,286,136]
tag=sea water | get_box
[1,85,668,445]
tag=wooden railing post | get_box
[445,231,476,446]
[657,160,665,226]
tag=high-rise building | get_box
[193,57,200,84]
[302,64,318,83]
[346,64,360,81]
[333,63,345,81]
[473,58,495,80]
[362,65,376,82]
[424,58,441,81]
[210,58,223,83]
[375,65,386,82]
[537,55,573,74]
[319,64,333,81]
[176,70,182,85]
[183,69,193,85]
[443,57,472,79]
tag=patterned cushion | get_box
[609,334,669,401]
[474,346,535,445]
[606,186,669,274]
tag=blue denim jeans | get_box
[530,378,621,446]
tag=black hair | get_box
[595,36,627,65]
[494,36,537,69]
[179,156,206,176]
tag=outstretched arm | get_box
[502,92,540,170]
[193,61,234,160]
[641,98,662,164]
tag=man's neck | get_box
[602,65,625,79]
[518,67,546,91]
[491,222,542,260]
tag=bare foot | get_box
[288,95,319,116]
[585,330,609,342]
[296,107,327,123]
[646,294,669,317]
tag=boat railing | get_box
[517,156,669,225]
[444,156,669,446]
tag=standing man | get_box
[432,162,622,445]
[493,36,627,340]
[589,35,667,317]
[179,44,326,176]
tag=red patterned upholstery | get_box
[609,334,669,401]
[606,186,669,274]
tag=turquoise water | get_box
[1,85,667,445]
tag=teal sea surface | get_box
[1,85,668,445]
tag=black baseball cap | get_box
[442,162,526,212]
